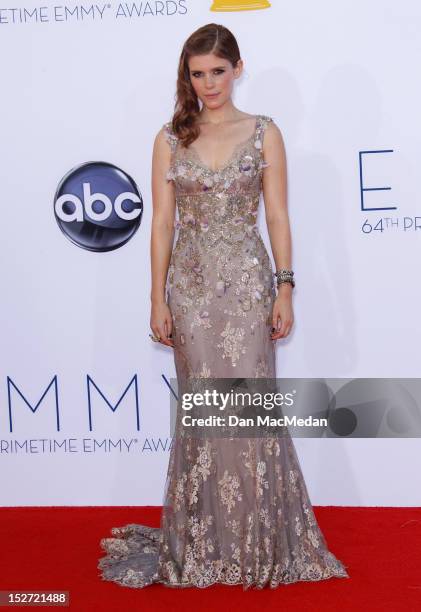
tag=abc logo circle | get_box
[54,162,143,252]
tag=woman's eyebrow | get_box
[190,66,226,72]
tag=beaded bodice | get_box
[163,114,273,237]
[163,113,275,317]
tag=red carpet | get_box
[0,506,420,611]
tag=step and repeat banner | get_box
[1,1,420,506]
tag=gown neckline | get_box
[186,115,260,175]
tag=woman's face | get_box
[187,53,242,109]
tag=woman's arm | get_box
[262,121,294,340]
[149,128,176,347]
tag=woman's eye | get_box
[192,69,225,78]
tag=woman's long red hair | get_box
[170,23,241,148]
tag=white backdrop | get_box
[1,0,420,506]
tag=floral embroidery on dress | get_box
[218,469,243,514]
[217,320,246,367]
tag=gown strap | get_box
[163,121,179,153]
[163,121,179,182]
[254,114,274,147]
[255,115,274,169]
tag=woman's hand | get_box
[271,284,294,340]
[150,300,174,348]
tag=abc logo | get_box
[54,161,143,252]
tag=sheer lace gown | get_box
[97,115,349,589]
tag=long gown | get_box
[97,114,350,589]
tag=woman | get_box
[98,22,349,590]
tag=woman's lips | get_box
[205,93,219,98]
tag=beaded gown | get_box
[97,114,349,589]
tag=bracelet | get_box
[274,268,295,288]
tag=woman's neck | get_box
[197,101,241,125]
